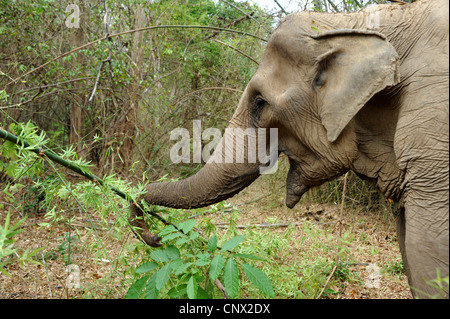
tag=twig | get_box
[214,221,335,229]
[327,0,340,12]
[13,77,95,94]
[1,90,58,109]
[317,262,338,298]
[203,14,254,41]
[338,172,349,237]
[219,0,260,25]
[213,39,259,65]
[214,279,229,299]
[89,0,112,102]
[274,0,288,15]
[174,87,243,107]
[88,55,110,102]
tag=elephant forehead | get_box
[265,25,311,66]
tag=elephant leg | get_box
[396,208,411,286]
[400,201,449,299]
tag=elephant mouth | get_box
[284,155,310,209]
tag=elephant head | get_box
[131,16,399,247]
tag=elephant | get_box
[131,0,449,298]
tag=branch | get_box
[6,25,267,87]
[203,14,254,41]
[274,0,288,15]
[88,55,110,102]
[0,127,166,226]
[214,279,229,299]
[213,39,259,64]
[327,0,340,12]
[219,0,260,24]
[89,0,113,102]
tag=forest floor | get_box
[0,160,412,299]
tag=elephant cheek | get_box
[285,161,309,208]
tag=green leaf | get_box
[233,253,265,261]
[209,254,225,281]
[145,272,159,299]
[155,262,173,291]
[167,284,187,298]
[207,235,217,253]
[182,219,196,234]
[224,258,239,298]
[189,231,199,240]
[165,245,181,261]
[150,249,169,263]
[221,235,244,252]
[241,263,275,297]
[173,262,193,276]
[187,275,197,299]
[196,286,211,299]
[175,237,189,245]
[158,225,177,236]
[161,232,183,242]
[124,275,149,299]
[136,261,159,273]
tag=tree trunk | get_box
[117,4,149,168]
[68,0,85,158]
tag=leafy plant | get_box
[58,232,80,266]
[0,211,42,276]
[125,219,274,299]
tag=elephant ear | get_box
[311,29,400,143]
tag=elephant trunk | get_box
[130,105,277,246]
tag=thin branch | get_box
[353,0,363,8]
[203,14,254,41]
[6,25,267,87]
[88,56,110,102]
[214,279,229,299]
[273,0,288,15]
[174,86,243,107]
[89,0,112,102]
[317,262,338,298]
[327,0,340,12]
[219,0,260,24]
[13,77,94,94]
[214,221,335,229]
[212,39,259,65]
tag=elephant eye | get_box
[250,96,267,125]
[253,96,266,113]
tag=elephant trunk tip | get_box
[129,203,163,247]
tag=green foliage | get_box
[0,211,42,276]
[125,219,274,299]
[384,258,405,278]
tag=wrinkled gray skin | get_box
[131,0,449,298]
